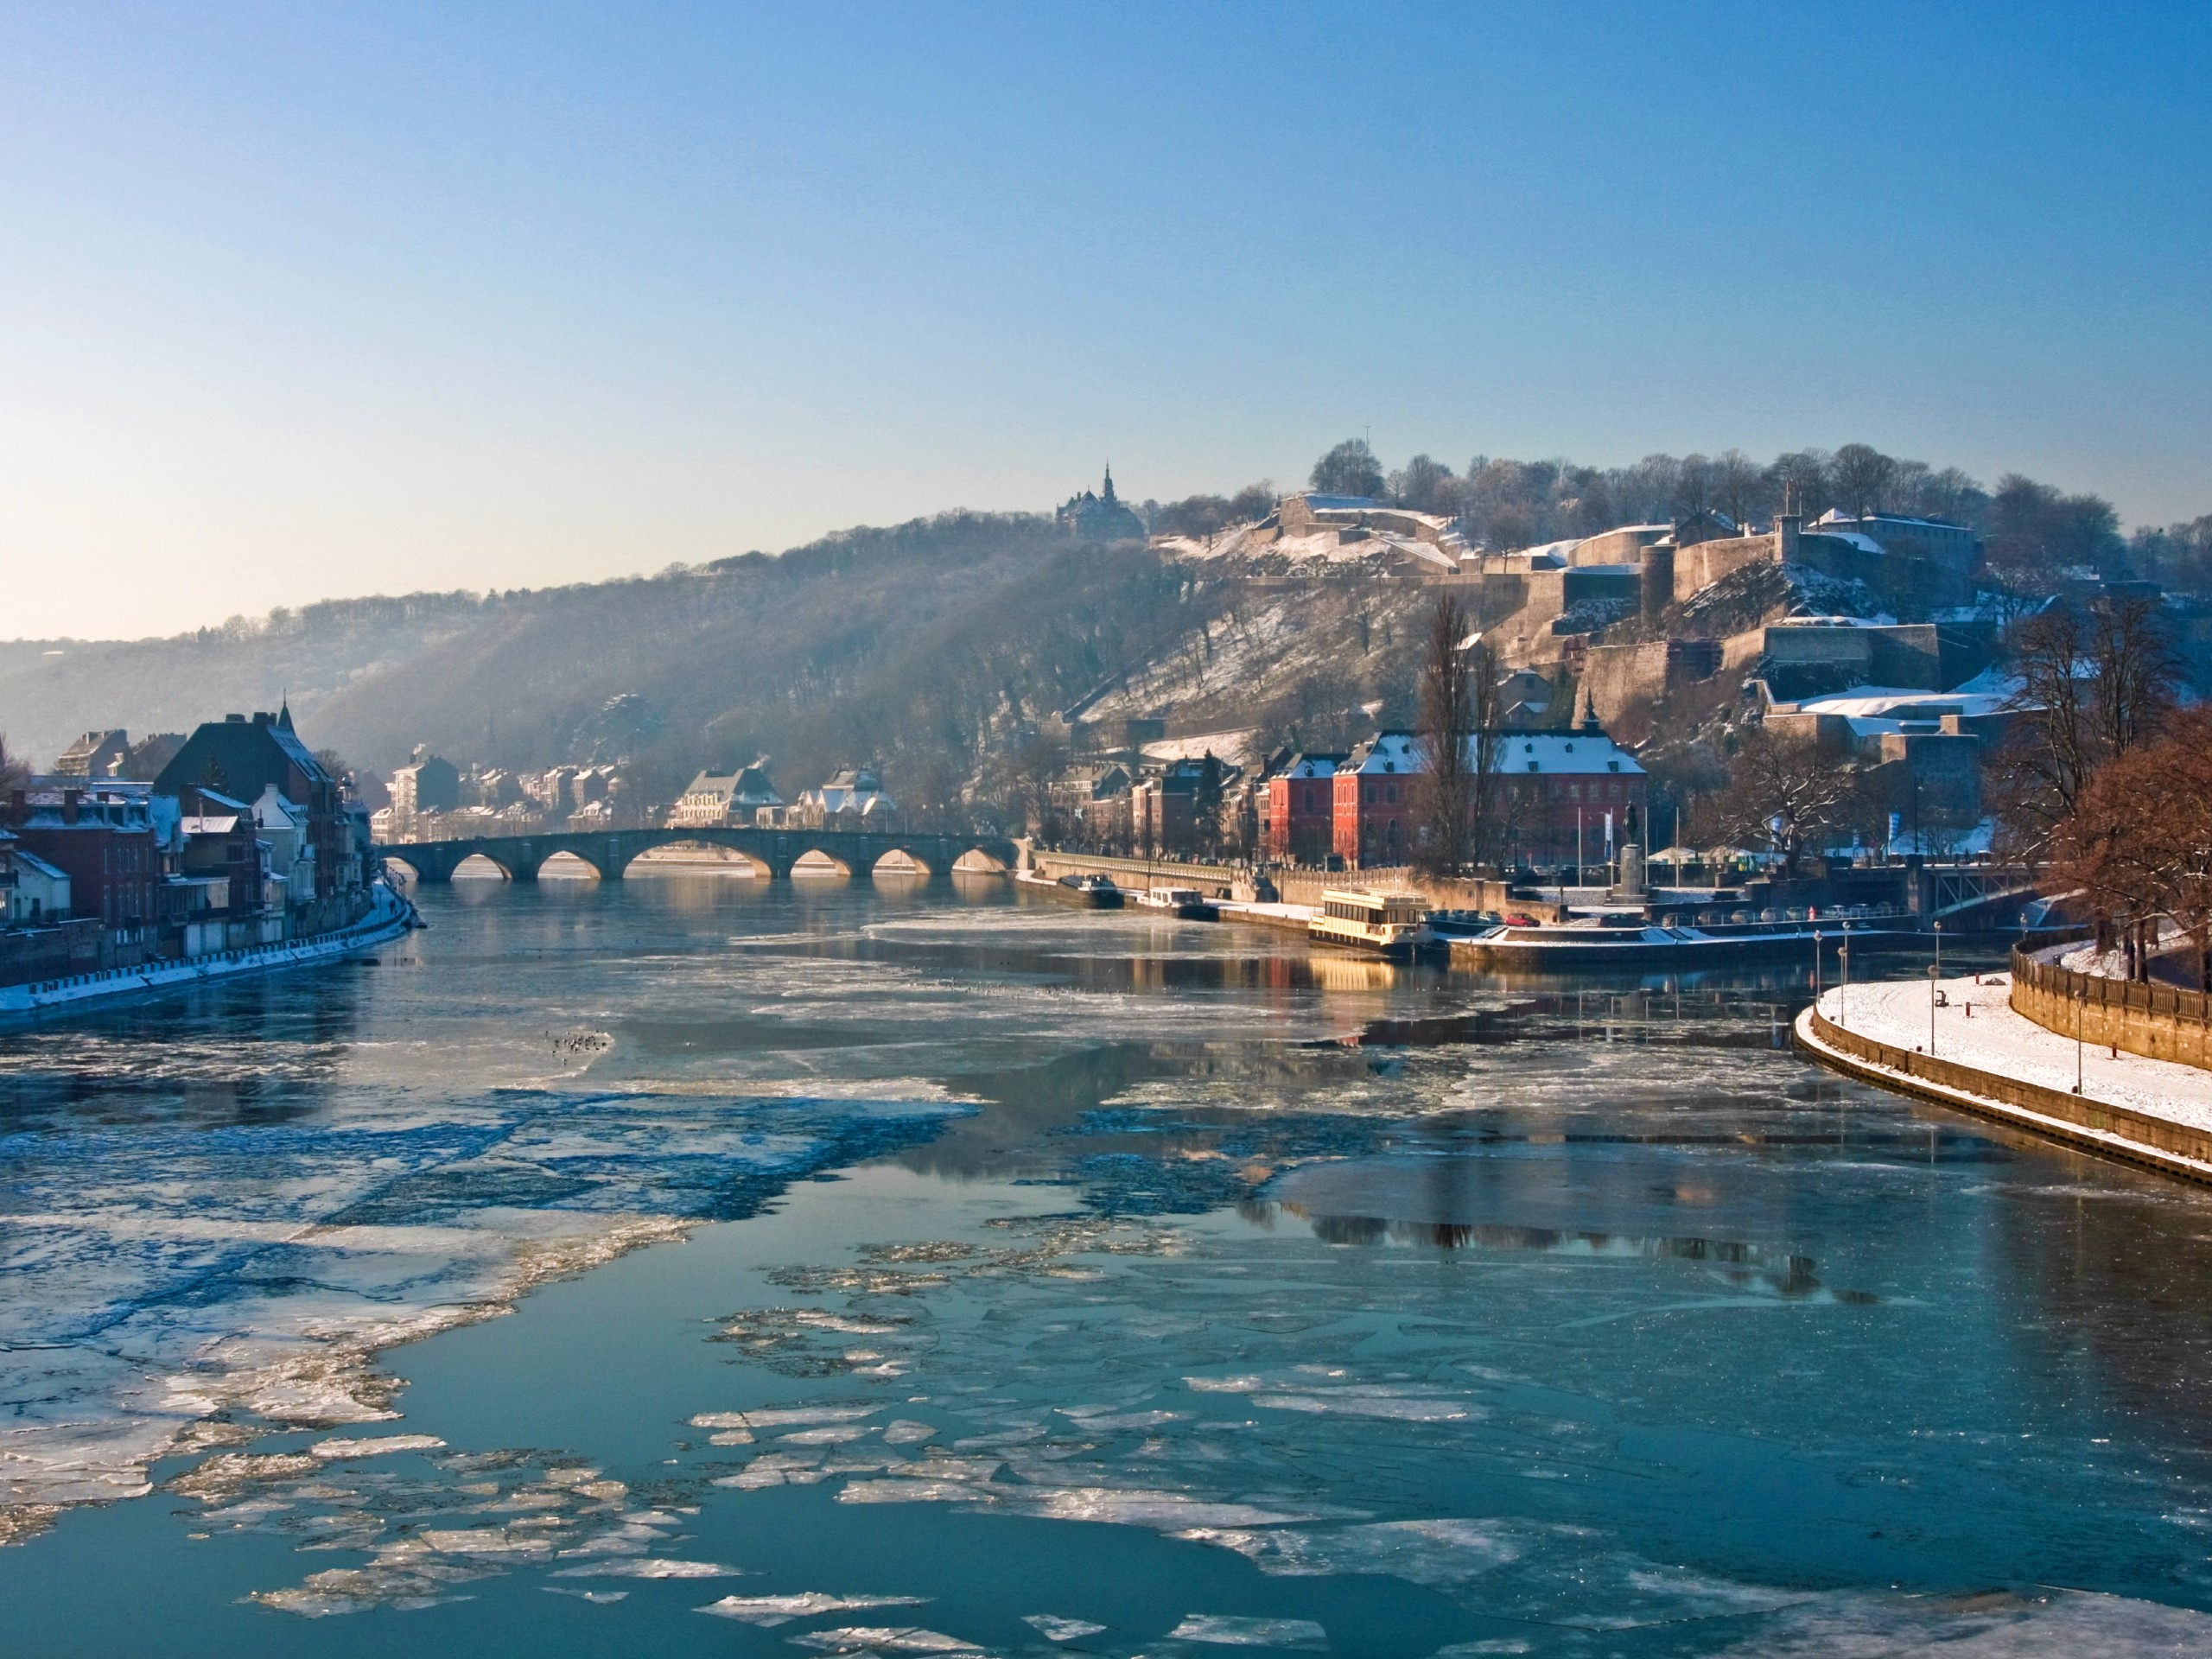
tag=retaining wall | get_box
[2010,948,2212,1072]
[1801,1007,2212,1184]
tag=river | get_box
[3,873,2211,1656]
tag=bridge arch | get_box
[537,849,604,880]
[620,839,771,879]
[871,848,933,879]
[376,827,1021,886]
[452,851,517,881]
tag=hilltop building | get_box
[1056,467,1147,542]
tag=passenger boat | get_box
[1136,886,1219,920]
[1308,889,1433,958]
[1017,870,1126,909]
[1448,915,1824,969]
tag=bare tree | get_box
[1712,449,1765,529]
[1830,443,1897,519]
[1465,635,1510,872]
[1694,726,1872,879]
[1310,439,1386,499]
[1993,594,2178,858]
[1388,454,1457,514]
[2052,709,2212,986]
[0,736,29,827]
[1764,450,1833,520]
[1414,594,1474,875]
[1670,454,1715,524]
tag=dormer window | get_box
[1608,760,1619,772]
[1527,761,1539,772]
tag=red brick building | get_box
[1498,719,1648,873]
[1332,733,1422,868]
[12,788,164,930]
[1263,753,1344,862]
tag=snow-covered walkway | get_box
[1814,974,2212,1134]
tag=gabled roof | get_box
[1273,752,1344,780]
[155,713,330,802]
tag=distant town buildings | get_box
[669,761,783,829]
[2,709,378,988]
[795,766,899,830]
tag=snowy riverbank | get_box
[1797,973,2212,1182]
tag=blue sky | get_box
[3,3,2208,638]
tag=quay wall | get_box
[1797,1007,2212,1185]
[2010,948,2212,1074]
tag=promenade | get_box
[1796,973,2212,1184]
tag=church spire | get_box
[1573,682,1602,735]
[1102,463,1116,504]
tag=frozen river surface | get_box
[5,875,2212,1656]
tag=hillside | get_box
[0,513,1429,812]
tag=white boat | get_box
[1135,887,1218,919]
[0,881,418,1017]
[1448,916,1825,969]
[1308,889,1433,958]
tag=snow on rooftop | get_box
[1501,734,1644,775]
[1796,687,2010,720]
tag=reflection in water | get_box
[1259,1204,1838,1299]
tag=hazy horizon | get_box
[5,3,2208,639]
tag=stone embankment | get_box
[2010,944,2212,1071]
[1795,975,2212,1185]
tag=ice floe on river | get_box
[0,1085,968,1535]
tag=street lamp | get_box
[1839,924,1851,1027]
[2074,984,2086,1094]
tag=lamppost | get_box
[1928,963,1940,1055]
[2074,984,2086,1094]
[1839,924,1851,1027]
[1933,917,1942,982]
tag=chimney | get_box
[61,788,81,823]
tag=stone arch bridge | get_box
[378,827,1020,884]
